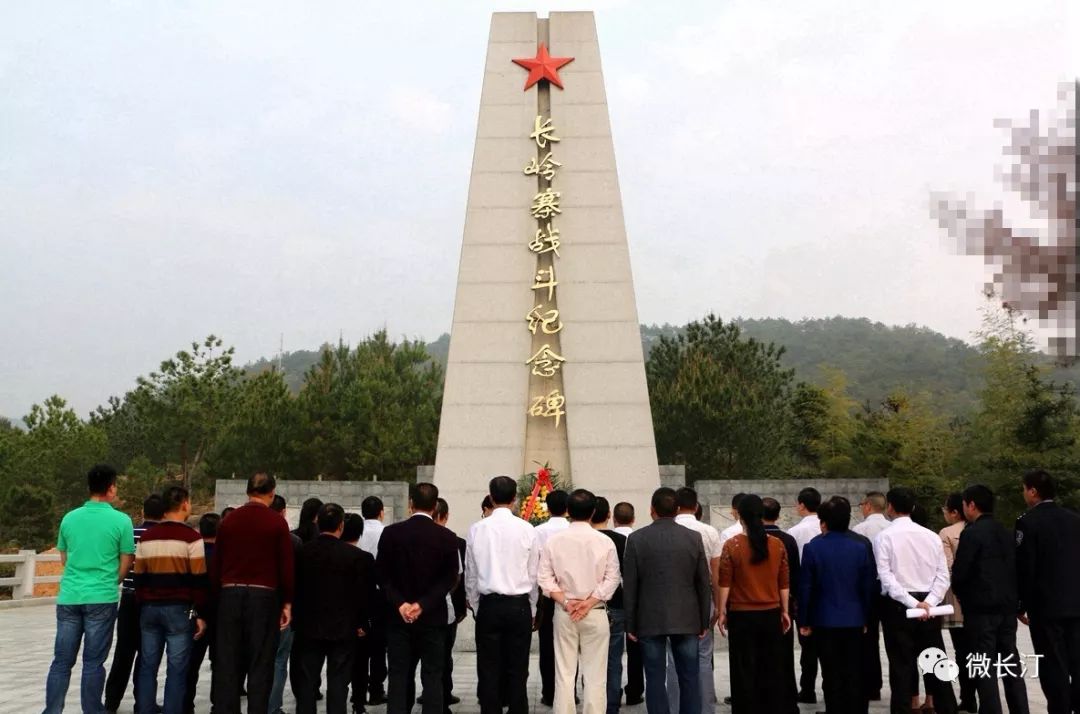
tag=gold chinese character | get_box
[531,188,561,220]
[523,151,562,181]
[526,344,566,377]
[530,115,561,149]
[532,266,558,301]
[529,389,566,428]
[528,224,561,256]
[526,305,563,335]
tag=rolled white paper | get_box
[905,605,954,619]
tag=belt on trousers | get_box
[221,583,274,590]
[479,593,529,602]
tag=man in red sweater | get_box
[210,472,296,713]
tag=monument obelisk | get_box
[434,11,659,533]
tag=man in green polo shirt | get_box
[43,464,136,714]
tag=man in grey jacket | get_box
[623,488,712,714]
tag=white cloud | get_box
[385,87,454,136]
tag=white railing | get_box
[0,550,62,600]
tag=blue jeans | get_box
[44,603,119,714]
[606,609,626,714]
[665,629,715,713]
[136,604,194,714]
[639,634,699,714]
[269,624,294,714]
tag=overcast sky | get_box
[1,0,1076,418]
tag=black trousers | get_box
[862,598,883,698]
[816,627,866,714]
[361,597,389,697]
[963,612,1029,714]
[476,594,533,714]
[351,632,370,711]
[1028,615,1080,714]
[880,596,957,714]
[185,619,214,714]
[443,621,458,702]
[295,634,354,714]
[624,634,644,701]
[538,596,555,702]
[105,592,142,709]
[780,622,799,713]
[946,626,977,707]
[728,609,785,714]
[798,629,819,696]
[212,587,281,714]
[386,619,447,714]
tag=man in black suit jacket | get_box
[953,485,1029,714]
[293,503,374,714]
[376,483,461,714]
[623,487,711,714]
[1016,470,1080,714]
[763,497,801,714]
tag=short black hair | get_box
[143,494,166,521]
[731,492,747,509]
[270,494,287,513]
[411,482,439,512]
[819,496,851,532]
[361,496,384,519]
[761,497,781,522]
[161,486,189,513]
[566,489,597,521]
[651,487,678,518]
[221,506,236,520]
[317,503,345,533]
[545,490,569,517]
[591,497,611,525]
[299,498,324,523]
[675,487,698,510]
[247,472,276,496]
[944,492,964,514]
[434,497,449,521]
[1023,469,1056,500]
[886,487,917,516]
[962,484,995,514]
[87,464,117,495]
[797,487,822,513]
[489,476,517,506]
[342,513,364,542]
[199,513,221,538]
[613,502,634,525]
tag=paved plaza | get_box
[0,604,1048,713]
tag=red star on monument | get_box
[512,43,574,90]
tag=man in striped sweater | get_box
[134,486,208,714]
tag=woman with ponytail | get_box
[717,494,793,713]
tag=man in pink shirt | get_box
[539,490,621,714]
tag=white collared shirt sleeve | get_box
[875,530,919,609]
[527,529,540,615]
[537,542,557,597]
[465,526,480,612]
[927,538,951,607]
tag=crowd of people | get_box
[39,464,1080,714]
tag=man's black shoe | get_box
[369,692,388,706]
[797,691,817,704]
[447,695,461,705]
[625,697,644,706]
[869,690,882,701]
[540,698,553,707]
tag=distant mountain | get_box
[243,317,1080,415]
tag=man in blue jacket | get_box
[798,496,877,714]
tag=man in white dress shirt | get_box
[611,502,643,706]
[851,490,889,702]
[874,487,957,714]
[359,495,388,704]
[717,493,746,547]
[786,487,822,705]
[466,476,540,714]
[539,490,621,714]
[534,491,571,706]
[669,488,722,714]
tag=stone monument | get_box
[434,11,659,533]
